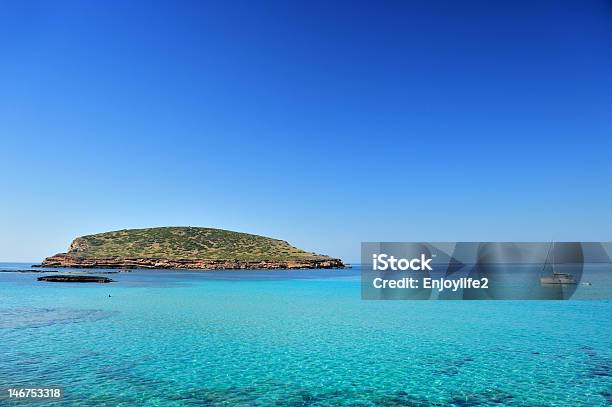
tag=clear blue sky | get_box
[1,0,611,262]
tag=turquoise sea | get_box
[0,263,610,406]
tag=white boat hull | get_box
[540,276,577,285]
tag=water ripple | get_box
[0,307,118,329]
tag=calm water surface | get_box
[0,263,610,406]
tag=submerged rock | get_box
[37,275,114,283]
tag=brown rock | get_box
[40,254,345,270]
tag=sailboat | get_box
[540,242,577,285]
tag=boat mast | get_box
[542,241,553,275]
[551,241,555,273]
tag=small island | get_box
[39,227,345,270]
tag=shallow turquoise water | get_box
[0,264,610,406]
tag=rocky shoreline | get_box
[38,254,345,270]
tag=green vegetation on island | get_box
[65,227,331,261]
